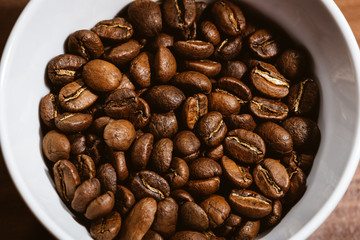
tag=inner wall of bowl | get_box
[0,0,358,239]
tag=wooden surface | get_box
[0,0,360,239]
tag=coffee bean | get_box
[130,52,152,88]
[262,199,282,228]
[221,61,247,80]
[284,166,306,205]
[173,71,212,94]
[165,157,190,189]
[221,155,252,188]
[253,158,290,199]
[154,46,177,83]
[115,185,135,216]
[200,195,231,228]
[127,97,150,129]
[119,198,157,240]
[74,154,96,181]
[180,201,209,231]
[69,133,86,155]
[104,88,138,119]
[228,189,272,219]
[42,130,70,162]
[233,220,260,240]
[217,77,252,102]
[171,189,194,205]
[131,133,154,170]
[196,111,227,147]
[189,157,222,179]
[149,111,178,139]
[103,119,136,151]
[163,0,196,30]
[152,198,179,237]
[104,39,142,66]
[287,78,319,115]
[40,93,58,128]
[277,49,307,79]
[47,54,86,86]
[217,214,242,237]
[215,36,242,60]
[170,231,207,240]
[85,191,115,220]
[205,144,224,160]
[71,178,101,213]
[208,91,241,116]
[53,160,81,202]
[130,170,170,201]
[200,21,221,45]
[249,96,289,121]
[55,112,93,133]
[128,0,162,37]
[226,114,256,131]
[86,134,106,164]
[83,59,122,92]
[174,40,214,60]
[90,211,122,240]
[181,21,197,40]
[212,0,246,36]
[91,116,113,136]
[150,138,174,173]
[92,17,134,42]
[146,85,185,112]
[143,230,164,240]
[195,1,208,22]
[184,60,222,77]
[282,151,314,175]
[150,33,174,50]
[67,30,104,60]
[249,29,279,59]
[173,131,201,160]
[182,93,208,130]
[97,163,117,193]
[186,177,220,196]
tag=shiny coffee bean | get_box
[104,39,142,66]
[55,112,93,133]
[128,0,162,37]
[97,163,117,193]
[103,119,136,151]
[171,189,194,205]
[131,133,154,170]
[282,151,314,175]
[150,33,174,50]
[150,138,174,173]
[67,30,104,60]
[69,133,86,155]
[186,177,220,196]
[143,230,164,240]
[221,155,252,188]
[205,144,224,160]
[104,88,138,119]
[208,91,241,116]
[111,151,129,181]
[262,199,282,228]
[184,60,221,77]
[42,130,71,162]
[249,96,289,121]
[195,1,208,22]
[196,111,227,147]
[47,54,86,86]
[224,129,266,165]
[180,201,209,231]
[152,198,179,238]
[71,178,101,213]
[200,195,231,228]
[40,93,58,127]
[174,40,214,60]
[130,170,170,201]
[221,61,247,80]
[129,97,151,129]
[115,185,135,216]
[253,158,290,199]
[226,114,256,131]
[154,46,177,83]
[181,21,197,40]
[74,154,96,181]
[228,189,272,219]
[200,21,221,45]
[284,166,307,205]
[165,157,190,189]
[130,52,152,88]
[277,49,307,79]
[174,131,201,160]
[91,116,113,135]
[90,211,122,240]
[163,0,196,30]
[215,36,242,60]
[189,157,222,179]
[170,231,207,240]
[249,29,279,59]
[119,197,157,240]
[172,71,212,94]
[86,134,105,164]
[256,121,293,156]
[149,111,178,139]
[233,220,261,240]
[85,191,115,220]
[146,85,185,112]
[182,93,208,130]
[92,17,133,42]
[287,78,319,115]
[218,214,242,237]
[217,77,252,103]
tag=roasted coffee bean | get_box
[200,21,221,45]
[181,21,197,40]
[130,170,170,201]
[47,54,86,86]
[71,178,101,213]
[85,191,115,220]
[103,119,136,151]
[218,214,242,237]
[287,78,319,115]
[55,112,93,133]
[69,133,86,155]
[182,93,208,130]
[173,131,201,160]
[212,0,246,36]
[83,59,122,92]
[249,96,289,121]
[226,114,256,131]
[67,30,104,60]
[152,197,179,237]
[149,111,178,139]
[217,77,252,102]
[180,201,209,231]
[256,121,293,156]
[146,85,185,112]
[253,158,290,199]
[224,129,265,165]
[104,88,138,119]
[228,189,272,219]
[184,60,221,77]
[90,211,121,240]
[195,1,208,22]
[91,116,113,135]
[131,133,154,170]
[165,157,190,189]
[249,29,279,59]
[74,154,96,181]
[92,17,133,42]
[251,61,290,99]
[242,22,257,37]
[233,220,261,240]
[97,163,117,193]
[208,91,241,116]
[86,134,105,164]
[189,157,222,179]
[171,189,194,205]
[284,166,306,205]
[150,33,174,50]
[200,195,231,228]
[187,176,220,196]
[130,52,152,88]
[119,197,157,240]
[129,97,151,129]
[173,71,212,94]
[154,47,177,83]
[262,199,282,228]
[196,111,227,147]
[221,61,247,80]
[277,49,307,79]
[163,0,196,30]
[40,93,58,127]
[215,36,242,60]
[143,230,164,240]
[282,116,320,152]
[42,130,70,162]
[58,79,98,112]
[174,40,214,60]
[282,151,314,175]
[117,72,135,89]
[205,144,224,160]
[53,160,81,202]
[221,155,252,188]
[128,0,162,37]
[171,231,207,240]
[104,39,142,66]
[150,138,174,173]
[115,185,135,216]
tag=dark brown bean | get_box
[249,96,289,121]
[172,71,212,94]
[221,61,247,80]
[221,155,252,188]
[129,51,152,88]
[233,220,260,240]
[200,21,221,45]
[284,166,307,204]
[189,157,222,179]
[69,133,86,155]
[287,78,319,115]
[277,49,307,79]
[200,195,231,228]
[67,30,104,60]
[226,114,256,131]
[103,119,136,151]
[262,199,282,228]
[173,131,201,160]
[154,46,177,83]
[90,211,122,240]
[174,40,214,60]
[171,189,194,205]
[184,60,221,77]
[163,0,196,30]
[152,198,179,238]
[180,201,209,231]
[215,36,242,60]
[282,151,314,175]
[205,144,224,160]
[170,231,207,240]
[165,157,190,189]
[55,112,93,133]
[208,91,241,116]
[74,154,96,181]
[217,77,252,102]
[249,29,279,59]
[131,133,154,170]
[186,177,220,196]
[42,130,70,162]
[195,1,208,22]
[97,163,117,193]
[40,93,58,128]
[143,230,164,240]
[149,33,174,50]
[104,88,138,119]
[92,17,133,42]
[115,185,135,216]
[91,116,113,135]
[71,178,101,213]
[150,138,173,173]
[129,97,151,129]
[182,93,208,130]
[85,191,115,220]
[196,111,227,147]
[149,111,178,139]
[53,160,81,202]
[217,214,242,237]
[146,85,185,112]
[104,39,142,66]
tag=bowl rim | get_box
[1,0,360,240]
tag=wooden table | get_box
[0,0,359,239]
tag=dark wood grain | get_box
[0,0,359,239]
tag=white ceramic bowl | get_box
[1,0,360,239]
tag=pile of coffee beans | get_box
[40,0,321,239]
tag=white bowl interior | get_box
[1,0,360,239]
